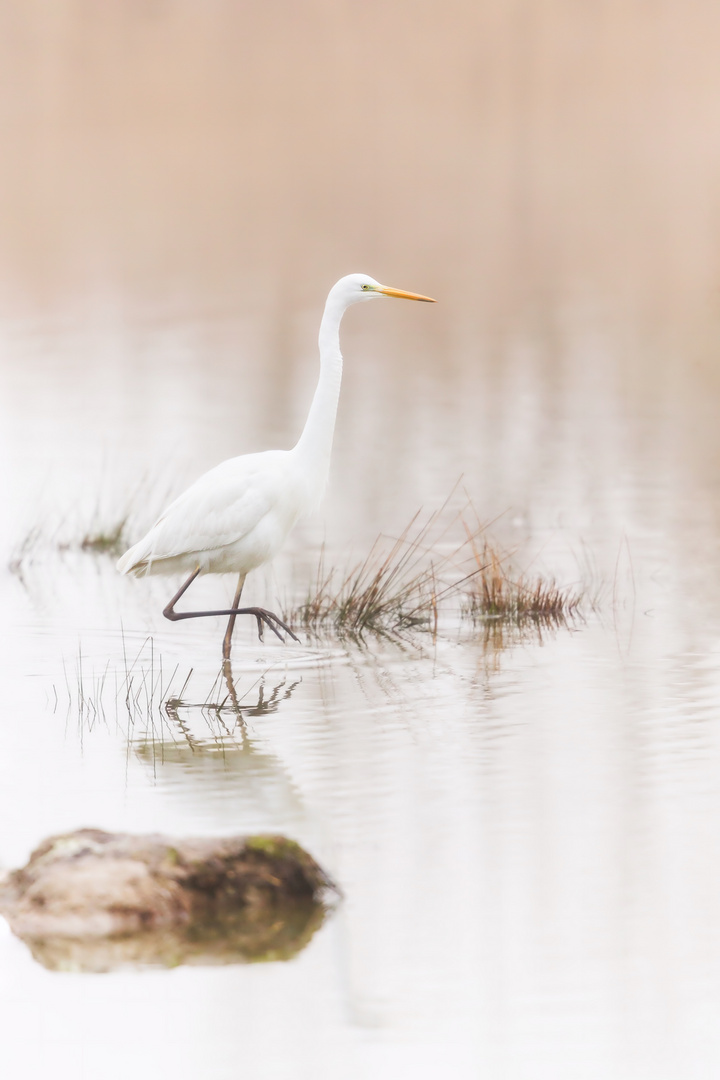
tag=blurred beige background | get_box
[2,1,720,327]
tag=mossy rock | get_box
[0,828,338,971]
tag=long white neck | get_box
[292,289,347,504]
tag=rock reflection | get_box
[18,899,329,973]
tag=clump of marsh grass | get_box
[290,509,478,640]
[76,516,129,555]
[288,505,583,640]
[10,508,130,580]
[463,540,583,626]
[8,471,174,579]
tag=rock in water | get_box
[0,829,338,971]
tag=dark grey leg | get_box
[162,567,299,645]
[222,573,246,660]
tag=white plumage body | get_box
[117,449,310,578]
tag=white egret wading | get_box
[117,274,436,657]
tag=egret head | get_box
[330,273,436,307]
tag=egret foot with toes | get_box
[161,568,299,656]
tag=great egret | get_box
[117,273,436,657]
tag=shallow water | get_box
[3,4,720,1078]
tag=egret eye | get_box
[361,284,370,290]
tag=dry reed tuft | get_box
[8,472,174,578]
[77,517,129,555]
[462,540,582,625]
[288,507,582,639]
[9,513,129,579]
[291,512,450,639]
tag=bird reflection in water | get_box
[132,659,306,832]
[222,659,301,719]
[159,660,301,753]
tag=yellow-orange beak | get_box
[376,285,437,302]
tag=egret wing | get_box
[156,454,288,556]
[120,453,291,571]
